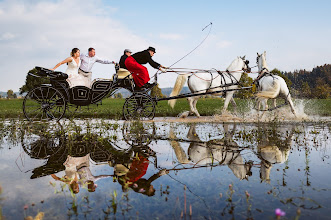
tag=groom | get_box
[79,48,115,84]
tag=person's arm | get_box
[51,174,61,181]
[95,56,115,64]
[147,169,169,184]
[147,56,160,69]
[93,175,114,182]
[51,57,72,71]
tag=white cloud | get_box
[0,32,16,40]
[0,0,148,91]
[159,33,185,40]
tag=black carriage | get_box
[23,63,253,122]
[23,66,157,121]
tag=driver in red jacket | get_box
[125,47,166,88]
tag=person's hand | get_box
[159,67,167,73]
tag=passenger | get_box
[119,49,132,70]
[79,47,115,86]
[51,153,112,194]
[51,48,88,88]
[125,47,167,88]
[114,152,168,196]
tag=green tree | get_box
[301,81,311,98]
[271,68,292,88]
[19,68,50,94]
[312,78,330,99]
[7,89,14,99]
[150,84,165,98]
[236,72,254,99]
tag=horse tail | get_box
[256,79,281,99]
[168,75,188,108]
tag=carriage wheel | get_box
[123,93,155,120]
[23,85,66,121]
[21,122,66,159]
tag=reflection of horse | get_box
[169,123,252,180]
[257,125,293,183]
[168,56,250,117]
[255,51,297,117]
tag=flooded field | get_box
[0,118,330,219]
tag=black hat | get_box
[147,46,156,53]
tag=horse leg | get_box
[272,99,277,109]
[190,96,200,117]
[286,96,297,117]
[183,96,200,118]
[222,91,234,115]
[231,97,237,113]
[260,98,268,120]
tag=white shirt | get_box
[79,53,113,72]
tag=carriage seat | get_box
[115,68,133,80]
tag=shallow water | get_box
[0,119,330,219]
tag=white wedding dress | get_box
[66,57,89,88]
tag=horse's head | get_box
[239,56,251,73]
[256,51,269,73]
[226,56,251,74]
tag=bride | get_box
[51,48,89,88]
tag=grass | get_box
[1,98,331,120]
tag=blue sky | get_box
[1,0,331,91]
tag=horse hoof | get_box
[178,111,189,118]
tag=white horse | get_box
[168,56,250,117]
[256,51,297,117]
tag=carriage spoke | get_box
[39,87,45,103]
[123,93,155,120]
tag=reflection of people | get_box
[119,49,132,69]
[115,152,168,196]
[51,153,112,193]
[124,47,167,88]
[79,48,115,87]
[51,48,88,88]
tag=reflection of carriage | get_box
[21,126,156,179]
[23,66,157,121]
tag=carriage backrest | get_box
[116,68,133,79]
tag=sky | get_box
[1,0,331,92]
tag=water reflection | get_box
[0,120,330,219]
[256,125,293,183]
[169,123,253,180]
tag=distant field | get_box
[0,98,331,120]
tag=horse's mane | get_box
[226,57,242,71]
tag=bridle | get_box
[241,58,251,73]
